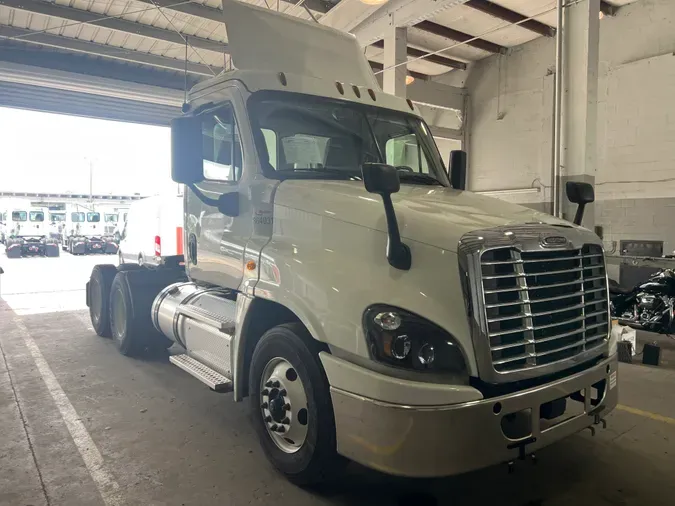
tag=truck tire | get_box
[249,323,343,486]
[88,265,118,337]
[110,269,186,355]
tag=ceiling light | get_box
[360,0,389,4]
[405,75,415,85]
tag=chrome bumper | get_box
[331,355,618,477]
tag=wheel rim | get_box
[260,357,308,454]
[111,288,126,340]
[91,279,102,324]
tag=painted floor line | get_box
[13,317,125,506]
[616,404,675,426]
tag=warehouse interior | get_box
[1,0,675,505]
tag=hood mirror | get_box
[449,150,467,190]
[362,163,411,271]
[565,181,595,225]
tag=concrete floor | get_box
[1,251,675,506]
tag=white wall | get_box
[465,0,675,251]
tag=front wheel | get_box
[249,323,343,486]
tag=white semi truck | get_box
[2,199,60,258]
[63,204,118,255]
[86,1,617,485]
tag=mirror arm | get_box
[187,183,239,217]
[381,194,411,270]
[187,183,220,208]
[573,203,586,226]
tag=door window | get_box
[202,104,243,182]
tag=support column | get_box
[383,19,407,98]
[560,0,600,228]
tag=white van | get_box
[118,195,183,266]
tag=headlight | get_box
[363,305,466,374]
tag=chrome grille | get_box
[480,244,609,373]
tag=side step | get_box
[169,354,233,392]
[176,305,235,332]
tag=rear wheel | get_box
[88,265,118,337]
[109,273,139,356]
[109,269,187,356]
[249,323,343,486]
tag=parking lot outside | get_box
[1,249,674,506]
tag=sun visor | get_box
[221,0,379,88]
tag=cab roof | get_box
[188,1,420,117]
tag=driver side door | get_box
[186,93,252,290]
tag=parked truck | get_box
[63,204,118,255]
[2,199,59,258]
[86,1,617,485]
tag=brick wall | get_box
[464,0,675,247]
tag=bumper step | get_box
[169,354,232,392]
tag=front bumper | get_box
[331,355,618,477]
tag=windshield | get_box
[12,211,27,221]
[104,214,118,223]
[87,212,101,222]
[71,212,85,222]
[29,211,44,222]
[248,92,448,185]
[50,213,66,222]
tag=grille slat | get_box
[480,244,609,373]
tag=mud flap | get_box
[71,242,86,255]
[45,243,60,257]
[86,281,91,307]
[6,244,22,258]
[104,242,119,254]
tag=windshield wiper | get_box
[397,172,443,186]
[276,168,362,180]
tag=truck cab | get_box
[87,0,617,485]
[3,200,59,258]
[63,207,118,255]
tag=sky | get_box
[0,107,177,197]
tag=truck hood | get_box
[274,181,575,253]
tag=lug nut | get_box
[270,424,278,431]
[282,417,290,424]
[277,426,286,433]
[262,389,269,395]
[265,381,273,388]
[283,403,291,411]
[265,416,272,422]
[272,381,280,388]
[279,389,287,396]
[261,402,268,409]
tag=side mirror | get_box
[171,115,203,185]
[449,150,467,190]
[362,163,411,271]
[565,181,595,226]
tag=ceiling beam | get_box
[371,39,466,70]
[600,1,619,17]
[0,25,222,76]
[414,20,504,54]
[464,0,555,38]
[349,0,474,47]
[0,0,227,53]
[368,61,429,81]
[133,0,335,21]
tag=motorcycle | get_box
[610,269,675,334]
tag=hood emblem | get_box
[540,235,568,248]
